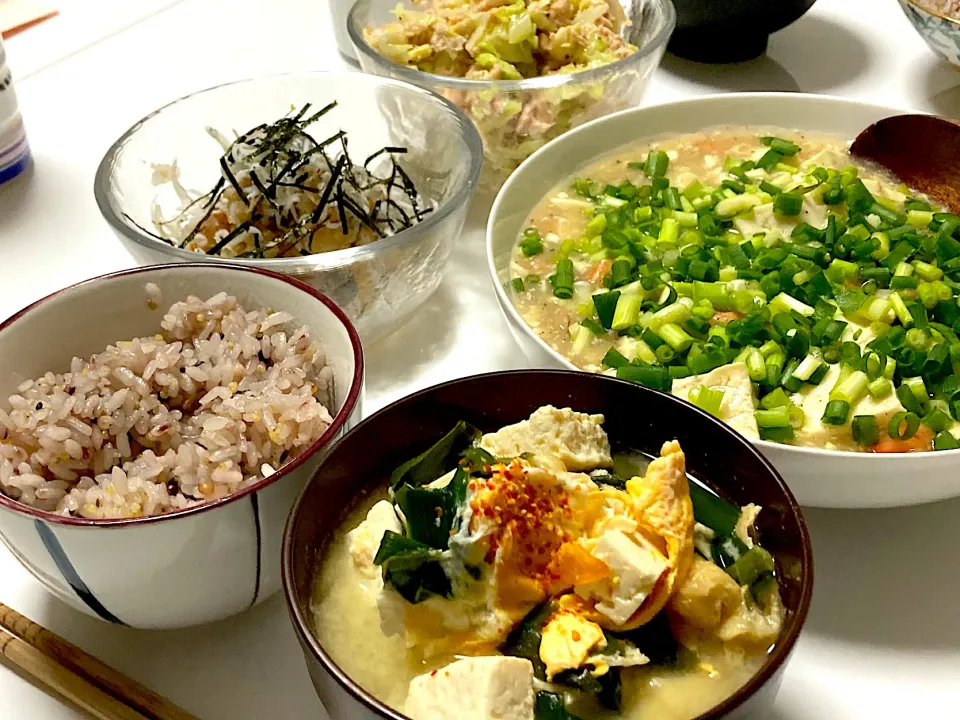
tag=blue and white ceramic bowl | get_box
[899,0,960,68]
[0,264,363,629]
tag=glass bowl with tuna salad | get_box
[348,0,676,191]
[95,72,482,342]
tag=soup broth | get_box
[508,128,959,453]
[312,444,773,720]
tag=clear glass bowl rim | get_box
[347,0,677,92]
[93,70,484,271]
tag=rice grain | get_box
[0,293,334,519]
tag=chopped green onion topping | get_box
[822,399,851,426]
[690,387,725,417]
[550,258,574,300]
[888,411,921,441]
[520,229,544,257]
[645,150,669,179]
[852,415,879,446]
[760,136,801,156]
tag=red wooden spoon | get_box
[850,114,960,214]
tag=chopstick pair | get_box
[0,602,198,720]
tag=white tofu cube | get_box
[801,194,827,229]
[791,363,905,449]
[405,657,534,720]
[672,362,760,439]
[791,317,900,449]
[480,405,611,471]
[577,530,668,626]
[348,500,402,575]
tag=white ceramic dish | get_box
[486,92,960,510]
[0,264,363,628]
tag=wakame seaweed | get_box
[614,611,679,667]
[500,602,552,679]
[501,603,627,712]
[535,692,582,720]
[373,531,451,604]
[554,666,621,711]
[394,468,469,550]
[390,421,482,489]
[588,468,627,489]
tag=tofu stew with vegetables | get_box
[312,407,783,720]
[510,128,960,453]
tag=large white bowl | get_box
[0,264,363,628]
[487,92,960,509]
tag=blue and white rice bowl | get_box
[0,264,363,629]
[898,0,960,68]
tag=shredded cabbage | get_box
[365,0,647,187]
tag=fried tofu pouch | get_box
[619,440,695,630]
[668,556,742,630]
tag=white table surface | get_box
[1,0,960,717]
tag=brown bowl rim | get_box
[0,263,364,528]
[282,369,814,720]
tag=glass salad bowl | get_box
[94,72,483,342]
[348,0,676,192]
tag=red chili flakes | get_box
[571,630,582,642]
[470,459,571,582]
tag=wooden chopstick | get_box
[0,602,198,720]
[1,627,145,720]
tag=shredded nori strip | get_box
[336,186,349,235]
[394,163,423,221]
[159,102,427,258]
[219,156,248,206]
[312,154,346,224]
[207,220,254,255]
[122,213,174,245]
[364,146,408,169]
[249,170,278,207]
[339,192,386,238]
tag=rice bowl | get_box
[0,264,363,628]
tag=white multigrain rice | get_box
[917,0,960,18]
[0,292,334,519]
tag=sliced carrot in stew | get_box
[699,137,736,155]
[586,259,612,284]
[872,426,934,453]
[711,311,743,324]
